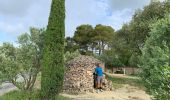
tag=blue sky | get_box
[0,0,151,45]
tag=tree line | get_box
[65,24,115,55]
[0,0,170,99]
[65,1,170,99]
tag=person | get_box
[95,63,103,93]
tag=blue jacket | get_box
[95,67,103,76]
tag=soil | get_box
[61,84,151,100]
[62,73,151,100]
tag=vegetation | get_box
[64,50,80,62]
[140,14,170,99]
[0,28,44,91]
[0,90,69,100]
[99,1,170,68]
[65,37,78,53]
[72,24,115,55]
[73,24,94,55]
[106,74,144,90]
[100,2,170,99]
[1,1,170,100]
[41,0,65,99]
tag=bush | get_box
[0,29,44,91]
[140,14,170,99]
[64,50,80,62]
[98,50,123,68]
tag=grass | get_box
[0,90,69,100]
[0,73,69,100]
[106,74,145,90]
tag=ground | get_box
[61,74,151,100]
[0,74,152,100]
[62,85,151,100]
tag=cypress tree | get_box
[41,0,65,99]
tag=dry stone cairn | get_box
[63,55,113,94]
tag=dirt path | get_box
[62,84,151,100]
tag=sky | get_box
[0,0,151,45]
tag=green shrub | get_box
[140,14,170,99]
[41,0,65,99]
[64,50,80,62]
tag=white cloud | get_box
[108,0,150,11]
[0,0,51,40]
[0,0,150,42]
[65,0,150,36]
[0,0,48,17]
[0,22,25,36]
[65,0,110,36]
[101,9,133,30]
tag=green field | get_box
[106,74,145,90]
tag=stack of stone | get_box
[63,55,113,93]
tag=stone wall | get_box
[63,55,112,93]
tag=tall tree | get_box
[94,24,115,55]
[41,0,65,99]
[140,14,170,99]
[128,1,170,55]
[107,1,170,67]
[0,28,44,91]
[73,24,93,54]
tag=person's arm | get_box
[101,68,105,75]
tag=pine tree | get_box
[41,0,65,99]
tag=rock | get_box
[63,55,112,94]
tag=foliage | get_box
[0,28,44,91]
[65,37,78,53]
[140,14,170,99]
[129,1,170,54]
[73,24,94,54]
[0,43,18,84]
[106,74,144,90]
[94,24,115,43]
[41,0,65,99]
[73,24,115,55]
[94,24,115,55]
[0,90,69,100]
[104,1,170,67]
[99,50,123,67]
[64,50,80,62]
[100,25,133,67]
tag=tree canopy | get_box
[140,14,170,99]
[0,28,44,91]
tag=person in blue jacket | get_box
[95,63,103,92]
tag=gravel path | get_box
[62,84,151,100]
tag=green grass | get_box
[106,74,145,90]
[0,90,69,100]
